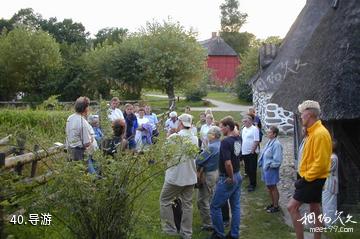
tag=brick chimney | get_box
[212,32,217,38]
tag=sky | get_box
[1,0,306,40]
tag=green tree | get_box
[10,8,42,30]
[140,20,207,106]
[108,39,146,100]
[219,0,251,56]
[0,18,13,33]
[220,31,255,56]
[235,36,282,102]
[79,43,115,100]
[93,27,128,47]
[263,35,282,45]
[236,47,258,102]
[40,18,89,50]
[0,27,61,101]
[220,0,248,32]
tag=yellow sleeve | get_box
[304,133,331,181]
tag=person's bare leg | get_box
[267,186,274,206]
[310,203,322,239]
[287,198,304,239]
[272,186,280,208]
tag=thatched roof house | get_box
[199,33,240,85]
[251,0,331,93]
[249,0,332,134]
[271,2,360,120]
[272,0,360,213]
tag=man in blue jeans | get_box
[210,116,242,239]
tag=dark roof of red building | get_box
[199,36,237,56]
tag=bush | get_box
[0,109,69,148]
[1,121,199,238]
[235,76,253,102]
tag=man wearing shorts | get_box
[287,100,332,239]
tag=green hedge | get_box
[0,109,69,147]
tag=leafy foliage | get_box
[235,36,282,102]
[220,0,248,33]
[107,39,146,100]
[0,108,199,238]
[0,27,61,101]
[93,27,128,47]
[184,72,209,101]
[140,19,208,104]
[220,31,256,56]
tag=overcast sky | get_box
[1,0,306,40]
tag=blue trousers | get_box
[210,172,242,238]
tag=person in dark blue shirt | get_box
[210,116,242,239]
[123,103,138,150]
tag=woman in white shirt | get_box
[135,108,150,150]
[199,114,214,150]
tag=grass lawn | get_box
[134,168,296,239]
[206,91,252,106]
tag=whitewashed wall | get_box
[253,90,294,135]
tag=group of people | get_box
[65,96,338,239]
[159,106,283,239]
[160,101,338,239]
[65,97,161,172]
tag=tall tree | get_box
[219,0,251,56]
[94,27,128,47]
[220,31,255,56]
[140,20,207,106]
[108,39,145,100]
[41,18,89,48]
[235,36,282,102]
[0,27,61,101]
[220,0,248,32]
[10,8,42,30]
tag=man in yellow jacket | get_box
[287,100,332,239]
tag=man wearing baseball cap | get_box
[287,100,332,239]
[160,113,198,239]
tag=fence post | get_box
[14,135,26,175]
[31,145,39,178]
[0,153,5,238]
[0,153,4,168]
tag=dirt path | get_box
[145,94,250,114]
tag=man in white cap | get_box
[160,113,198,239]
[165,111,179,136]
[287,100,332,239]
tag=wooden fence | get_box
[0,136,65,238]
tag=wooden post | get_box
[30,145,39,178]
[0,153,4,168]
[15,135,26,175]
[0,153,4,238]
[0,191,4,239]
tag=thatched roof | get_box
[251,0,331,92]
[199,36,237,56]
[271,0,360,121]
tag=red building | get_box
[200,33,240,85]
